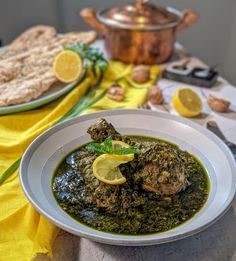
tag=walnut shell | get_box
[131,65,150,83]
[207,94,230,112]
[107,83,125,102]
[148,85,164,105]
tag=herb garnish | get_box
[86,137,140,155]
[67,42,108,75]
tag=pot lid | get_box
[97,0,183,30]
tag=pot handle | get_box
[80,8,107,34]
[176,10,199,33]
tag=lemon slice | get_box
[112,140,134,157]
[53,50,83,83]
[112,140,130,151]
[92,154,134,185]
[172,87,202,117]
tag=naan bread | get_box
[0,26,97,107]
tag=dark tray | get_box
[162,67,219,88]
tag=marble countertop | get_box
[36,40,236,261]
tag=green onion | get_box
[0,158,21,185]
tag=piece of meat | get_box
[71,147,141,212]
[70,118,191,215]
[87,118,122,142]
[133,143,189,195]
[86,119,189,196]
[136,163,188,195]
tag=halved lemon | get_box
[172,87,202,117]
[92,153,134,185]
[53,50,83,83]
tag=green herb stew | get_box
[52,119,209,235]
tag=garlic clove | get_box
[207,94,230,112]
[148,85,164,105]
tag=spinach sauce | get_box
[52,136,209,235]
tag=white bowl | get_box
[19,109,236,246]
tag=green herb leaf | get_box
[66,42,108,75]
[96,60,108,70]
[113,147,140,155]
[103,137,112,153]
[86,143,107,155]
[86,137,140,156]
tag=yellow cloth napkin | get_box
[82,62,161,115]
[0,61,162,261]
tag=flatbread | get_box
[9,25,57,51]
[0,27,97,107]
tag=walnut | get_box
[131,65,150,83]
[148,85,164,105]
[207,94,230,112]
[107,83,125,102]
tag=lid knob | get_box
[137,0,149,3]
[136,0,149,8]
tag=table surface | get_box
[36,40,236,261]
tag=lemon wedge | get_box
[172,87,202,117]
[92,153,134,185]
[53,50,83,83]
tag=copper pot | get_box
[80,0,198,64]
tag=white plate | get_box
[19,109,236,246]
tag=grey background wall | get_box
[0,0,235,85]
